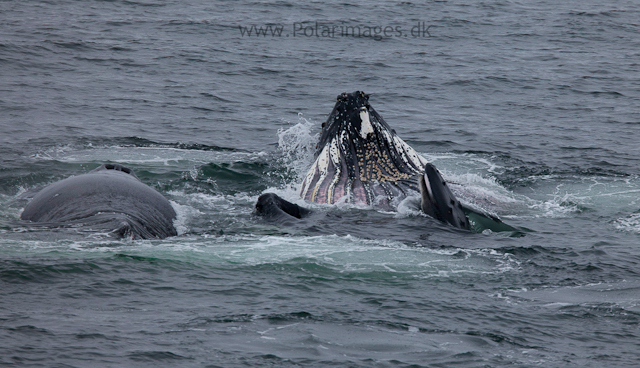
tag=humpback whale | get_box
[20,163,177,239]
[300,91,427,209]
[257,91,518,233]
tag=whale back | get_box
[21,164,177,239]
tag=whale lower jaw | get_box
[419,163,470,230]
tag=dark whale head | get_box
[314,91,376,157]
[300,91,428,208]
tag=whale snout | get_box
[336,90,368,103]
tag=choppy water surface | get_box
[1,0,639,367]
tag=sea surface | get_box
[1,0,640,367]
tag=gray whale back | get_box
[20,164,177,239]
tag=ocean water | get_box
[1,0,640,367]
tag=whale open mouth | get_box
[300,91,428,209]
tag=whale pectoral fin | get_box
[461,205,527,236]
[255,193,312,220]
[419,163,470,230]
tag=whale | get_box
[300,91,427,210]
[256,91,519,233]
[420,162,470,230]
[20,163,177,239]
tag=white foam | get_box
[0,230,523,280]
[394,195,423,218]
[188,234,522,277]
[414,152,640,221]
[33,145,267,169]
[260,184,308,206]
[613,213,640,233]
[169,200,201,236]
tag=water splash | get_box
[276,113,319,180]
